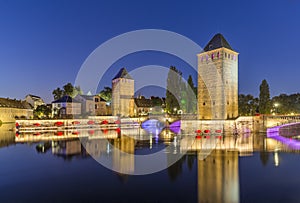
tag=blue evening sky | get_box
[0,0,299,103]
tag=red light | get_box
[206,136,210,139]
[215,129,222,133]
[101,120,108,125]
[55,131,63,136]
[72,121,80,125]
[87,120,95,125]
[72,131,80,135]
[54,122,63,127]
[116,128,121,133]
[88,130,95,135]
[195,135,202,139]
[195,129,201,134]
[204,130,210,133]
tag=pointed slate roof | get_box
[203,33,234,52]
[112,68,133,80]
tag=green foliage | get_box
[259,79,271,114]
[99,86,112,102]
[34,105,52,119]
[271,93,300,114]
[186,75,197,113]
[52,83,82,100]
[166,66,182,113]
[238,94,259,116]
[52,88,64,100]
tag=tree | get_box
[52,88,64,100]
[166,66,182,114]
[238,94,259,116]
[186,75,197,113]
[259,79,271,114]
[63,83,76,97]
[99,86,112,102]
[34,105,52,118]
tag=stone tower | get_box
[112,68,134,117]
[198,33,238,120]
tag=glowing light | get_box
[274,151,279,167]
[169,120,181,134]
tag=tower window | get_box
[201,56,204,62]
[213,101,215,105]
[233,55,236,61]
[211,53,214,60]
[228,54,230,59]
[206,55,208,61]
[217,52,220,58]
[227,101,229,105]
[225,53,227,58]
[203,102,206,106]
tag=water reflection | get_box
[0,124,15,148]
[2,124,300,202]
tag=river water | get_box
[0,124,300,203]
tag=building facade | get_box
[0,98,33,123]
[198,33,238,120]
[112,68,134,117]
[25,94,45,109]
[75,94,95,116]
[94,95,111,116]
[52,96,81,118]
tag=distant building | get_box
[75,94,95,116]
[133,97,153,116]
[25,94,45,109]
[0,97,33,122]
[52,96,81,118]
[94,95,111,116]
[112,68,134,117]
[198,33,238,119]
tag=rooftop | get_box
[0,98,32,109]
[52,96,80,103]
[112,68,133,80]
[203,33,235,52]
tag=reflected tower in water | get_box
[198,150,239,203]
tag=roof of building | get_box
[134,98,153,108]
[203,33,234,52]
[52,95,81,103]
[112,68,133,80]
[0,97,32,109]
[76,94,94,101]
[26,94,43,101]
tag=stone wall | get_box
[0,107,33,123]
[112,78,134,117]
[198,48,238,120]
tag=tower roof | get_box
[112,68,133,80]
[203,33,235,52]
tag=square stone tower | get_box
[112,68,134,117]
[198,33,238,120]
